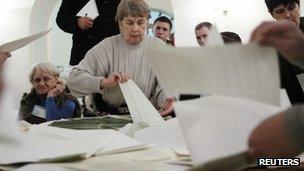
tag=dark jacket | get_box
[56,0,120,65]
[279,17,304,104]
[19,89,82,124]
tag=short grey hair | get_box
[115,0,151,22]
[29,62,60,85]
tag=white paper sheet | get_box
[0,126,143,164]
[0,29,51,53]
[174,95,283,166]
[280,89,291,109]
[205,25,224,46]
[297,73,304,93]
[147,44,280,105]
[134,118,188,151]
[77,0,99,19]
[119,80,164,126]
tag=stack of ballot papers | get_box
[0,125,146,165]
[134,118,188,152]
[118,80,165,135]
[119,80,165,126]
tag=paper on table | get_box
[205,25,224,46]
[147,44,280,105]
[134,118,188,152]
[0,126,143,164]
[77,0,99,19]
[0,29,51,53]
[174,95,283,166]
[119,79,164,126]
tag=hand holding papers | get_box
[147,44,280,105]
[0,29,51,53]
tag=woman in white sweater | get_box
[67,0,174,116]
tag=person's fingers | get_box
[4,52,11,58]
[58,84,65,93]
[78,18,93,30]
[120,72,129,83]
[250,21,269,42]
[83,18,93,27]
[84,20,93,27]
[116,72,123,83]
[125,74,129,82]
[84,17,93,22]
[110,72,120,85]
[160,105,174,116]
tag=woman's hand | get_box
[100,72,129,88]
[47,83,65,97]
[160,96,176,116]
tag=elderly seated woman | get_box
[67,0,174,116]
[19,62,81,124]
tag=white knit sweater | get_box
[67,34,167,108]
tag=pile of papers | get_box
[0,125,145,165]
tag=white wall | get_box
[172,0,274,46]
[48,0,72,67]
[146,0,174,15]
[0,0,34,108]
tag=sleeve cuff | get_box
[158,91,168,108]
[89,76,104,94]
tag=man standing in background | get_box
[194,22,212,47]
[153,16,174,46]
[56,0,120,65]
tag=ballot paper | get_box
[0,29,51,53]
[174,95,283,166]
[134,118,188,152]
[205,25,224,46]
[77,0,99,19]
[0,126,144,165]
[119,80,164,126]
[147,44,280,105]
